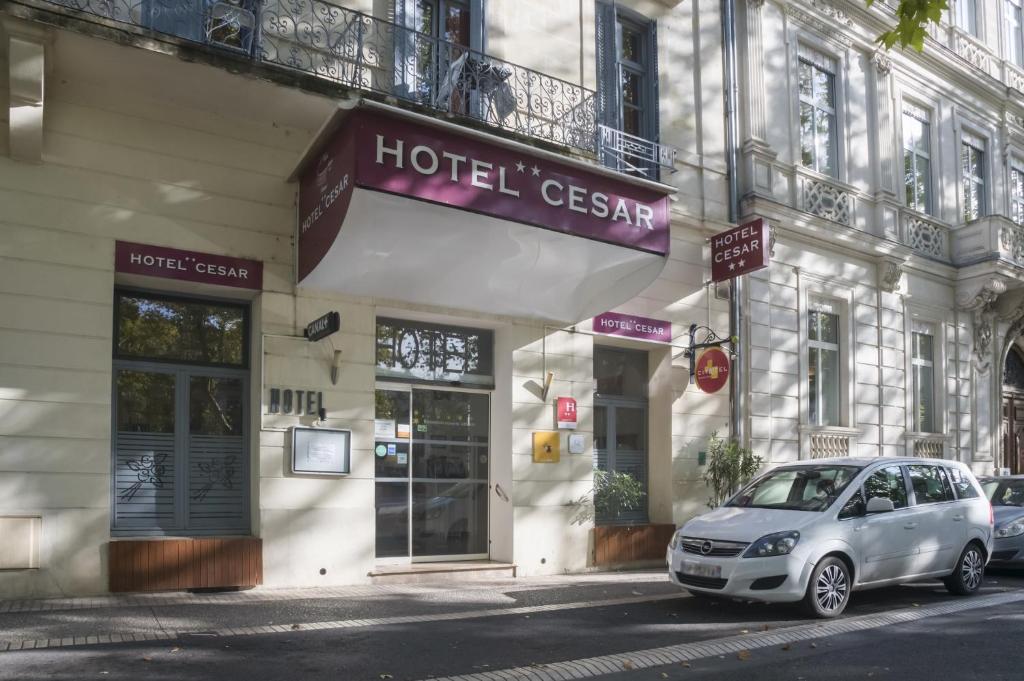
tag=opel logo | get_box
[700,540,713,555]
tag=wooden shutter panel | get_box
[595,1,621,133]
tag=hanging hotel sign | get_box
[296,110,671,281]
[710,218,769,283]
[304,311,340,342]
[556,397,578,430]
[593,311,672,343]
[115,241,263,290]
[694,347,731,394]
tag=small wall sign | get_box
[556,397,578,430]
[268,388,323,416]
[568,433,586,455]
[694,347,730,394]
[593,311,672,343]
[292,427,351,475]
[710,217,769,283]
[305,311,340,342]
[532,431,560,463]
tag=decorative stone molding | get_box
[784,4,854,47]
[1000,222,1024,264]
[801,176,851,224]
[872,51,892,76]
[768,224,777,258]
[877,258,903,293]
[958,279,1008,374]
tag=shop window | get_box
[911,328,936,433]
[593,347,648,524]
[808,303,841,426]
[961,133,986,222]
[797,45,839,178]
[112,291,249,535]
[375,317,494,387]
[902,103,932,215]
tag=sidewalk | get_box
[0,570,680,652]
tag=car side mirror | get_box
[866,497,895,514]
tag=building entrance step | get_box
[368,561,517,584]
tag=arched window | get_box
[1004,347,1024,393]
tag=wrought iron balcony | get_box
[41,0,605,156]
[598,125,677,179]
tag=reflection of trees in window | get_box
[116,370,175,433]
[864,467,907,508]
[376,318,492,384]
[189,377,243,436]
[117,294,245,366]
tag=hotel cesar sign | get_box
[297,111,670,280]
[115,241,263,290]
[710,217,769,283]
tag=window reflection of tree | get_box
[117,295,244,365]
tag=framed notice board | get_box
[291,427,351,475]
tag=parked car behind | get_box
[667,457,993,618]
[980,475,1024,566]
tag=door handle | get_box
[904,522,919,530]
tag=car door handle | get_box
[952,515,965,522]
[904,522,919,530]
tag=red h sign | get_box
[556,397,578,430]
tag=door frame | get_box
[373,382,492,563]
[1003,390,1024,475]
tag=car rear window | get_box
[947,466,980,499]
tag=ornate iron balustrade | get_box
[597,124,677,179]
[42,0,600,155]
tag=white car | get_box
[667,457,993,618]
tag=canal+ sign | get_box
[710,218,770,283]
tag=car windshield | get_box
[986,479,1024,507]
[727,465,863,512]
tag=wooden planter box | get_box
[593,524,675,567]
[109,537,262,593]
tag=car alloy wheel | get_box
[960,548,984,591]
[815,563,848,614]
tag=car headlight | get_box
[668,529,684,551]
[996,521,1024,538]
[743,531,800,558]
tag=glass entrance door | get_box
[374,388,489,560]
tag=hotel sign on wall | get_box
[115,241,263,290]
[710,218,769,283]
[593,311,672,343]
[297,111,671,281]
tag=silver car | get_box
[981,476,1024,566]
[667,457,993,618]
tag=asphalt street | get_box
[0,569,1021,681]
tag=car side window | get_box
[864,466,909,509]
[907,465,954,504]
[947,467,980,499]
[838,490,865,519]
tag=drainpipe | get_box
[722,0,744,444]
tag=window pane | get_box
[620,24,642,62]
[594,405,607,451]
[948,467,980,499]
[817,112,836,176]
[808,347,819,425]
[376,318,494,386]
[376,481,409,557]
[908,465,953,503]
[412,481,487,555]
[814,69,834,109]
[799,61,813,100]
[820,348,840,426]
[594,347,648,397]
[412,390,489,444]
[188,376,245,530]
[116,370,175,433]
[914,332,934,362]
[838,490,865,519]
[819,311,839,344]
[117,294,246,366]
[615,407,644,450]
[916,157,930,212]
[904,151,916,207]
[800,104,815,168]
[412,442,487,479]
[915,364,935,432]
[189,376,243,436]
[864,465,909,509]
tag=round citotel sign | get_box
[695,347,731,393]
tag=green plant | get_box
[703,431,762,509]
[571,470,645,524]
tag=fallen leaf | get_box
[761,624,770,631]
[739,629,749,634]
[623,660,635,670]
[170,647,181,653]
[142,657,152,662]
[737,650,751,661]
[810,643,818,649]
[681,662,691,668]
[632,590,643,596]
[379,675,393,680]
[782,644,791,651]
[661,674,669,679]
[291,624,301,630]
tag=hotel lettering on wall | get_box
[710,218,769,283]
[268,388,324,416]
[297,111,671,281]
[593,311,672,343]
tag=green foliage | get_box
[702,431,763,509]
[571,470,646,524]
[866,0,948,52]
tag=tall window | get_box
[903,104,932,214]
[961,133,986,221]
[798,46,838,177]
[957,0,980,37]
[112,291,250,535]
[596,2,659,176]
[912,327,936,433]
[1011,165,1024,225]
[808,303,841,426]
[1009,0,1024,65]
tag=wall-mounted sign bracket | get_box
[684,323,737,384]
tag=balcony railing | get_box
[899,209,950,262]
[951,215,1024,267]
[598,125,677,179]
[40,0,618,158]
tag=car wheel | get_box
[802,556,851,618]
[944,543,985,596]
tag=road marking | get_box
[0,591,686,653]
[411,590,1024,681]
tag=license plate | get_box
[681,560,721,579]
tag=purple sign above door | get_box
[593,311,672,343]
[296,109,671,283]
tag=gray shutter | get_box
[646,17,660,180]
[114,432,177,530]
[595,1,621,134]
[188,434,247,530]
